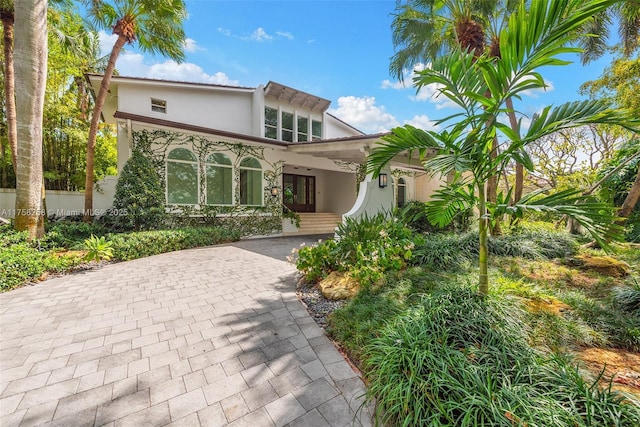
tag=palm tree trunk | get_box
[505,97,523,203]
[618,164,640,219]
[84,35,126,222]
[478,181,489,296]
[1,9,17,174]
[14,0,46,239]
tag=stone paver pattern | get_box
[0,237,373,426]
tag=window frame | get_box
[264,106,278,140]
[166,148,199,206]
[151,98,167,114]
[239,157,263,206]
[205,153,233,206]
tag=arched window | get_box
[205,153,232,205]
[397,177,407,208]
[166,148,198,205]
[239,157,262,206]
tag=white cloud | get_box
[380,79,407,90]
[404,115,440,131]
[276,31,294,40]
[183,38,204,53]
[217,27,232,37]
[381,63,458,110]
[246,27,273,42]
[98,30,118,56]
[329,96,400,134]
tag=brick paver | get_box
[0,237,373,426]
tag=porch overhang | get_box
[287,134,436,170]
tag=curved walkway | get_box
[0,237,373,426]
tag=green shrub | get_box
[362,287,640,426]
[396,200,472,233]
[295,213,423,286]
[108,227,241,261]
[110,149,166,231]
[42,221,108,249]
[613,283,640,315]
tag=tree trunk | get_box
[1,9,18,174]
[505,97,524,203]
[478,181,489,296]
[14,0,47,239]
[618,164,640,219]
[84,35,126,222]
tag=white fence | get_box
[0,177,118,219]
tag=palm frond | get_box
[500,188,625,248]
[425,179,476,227]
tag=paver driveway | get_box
[0,236,373,426]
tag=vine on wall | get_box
[131,129,284,236]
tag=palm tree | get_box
[82,0,187,222]
[390,0,525,234]
[1,0,16,175]
[580,1,640,63]
[369,0,639,295]
[14,0,47,239]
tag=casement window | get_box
[265,107,278,139]
[205,153,233,205]
[311,120,322,141]
[151,98,167,113]
[297,116,308,142]
[397,177,407,208]
[239,157,263,206]
[166,148,198,205]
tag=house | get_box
[86,74,445,235]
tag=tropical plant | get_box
[0,0,16,175]
[82,0,187,222]
[368,0,640,295]
[83,234,113,262]
[13,0,47,239]
[579,0,640,63]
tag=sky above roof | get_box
[98,0,614,135]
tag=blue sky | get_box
[99,0,614,135]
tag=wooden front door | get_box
[283,173,315,212]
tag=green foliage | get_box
[412,229,578,271]
[42,221,108,249]
[295,213,423,286]
[613,283,640,316]
[111,150,166,231]
[598,138,640,207]
[395,200,472,234]
[362,287,640,426]
[83,235,113,262]
[0,227,83,292]
[108,227,241,261]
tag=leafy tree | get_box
[82,0,187,222]
[0,0,16,175]
[368,0,640,295]
[112,150,165,231]
[14,0,47,239]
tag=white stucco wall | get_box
[117,84,255,135]
[324,115,362,139]
[0,177,117,219]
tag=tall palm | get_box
[390,0,526,231]
[369,0,639,295]
[580,1,640,63]
[82,0,186,222]
[14,0,47,239]
[1,0,16,174]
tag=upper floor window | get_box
[151,98,167,113]
[312,120,322,141]
[205,153,233,205]
[297,117,308,142]
[167,148,198,205]
[282,111,294,142]
[265,107,277,139]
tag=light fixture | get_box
[378,173,388,188]
[271,186,279,197]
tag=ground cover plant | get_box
[0,222,241,292]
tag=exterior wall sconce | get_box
[271,186,280,197]
[378,173,388,188]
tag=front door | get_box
[283,173,315,212]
